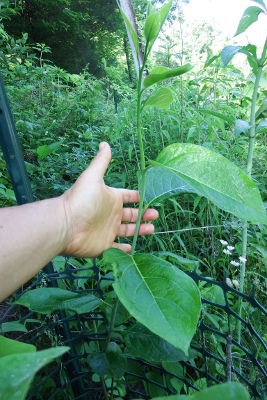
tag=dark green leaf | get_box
[0,347,69,400]
[144,166,196,208]
[151,143,266,224]
[123,323,192,363]
[103,249,201,354]
[13,288,101,314]
[144,64,193,88]
[235,6,265,36]
[0,322,28,334]
[88,343,127,379]
[119,9,139,57]
[143,88,173,109]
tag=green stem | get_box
[238,36,267,345]
[103,297,119,352]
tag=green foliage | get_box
[0,336,69,400]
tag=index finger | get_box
[121,189,141,204]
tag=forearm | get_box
[0,197,67,301]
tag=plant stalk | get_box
[238,36,267,345]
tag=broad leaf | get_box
[0,346,69,400]
[235,6,265,36]
[0,322,28,333]
[144,0,172,51]
[13,287,101,314]
[143,88,173,109]
[221,45,242,67]
[144,64,193,88]
[143,166,196,207]
[123,323,192,363]
[151,143,266,224]
[37,144,50,160]
[154,252,199,272]
[0,336,35,358]
[119,9,139,57]
[235,119,250,137]
[103,249,201,354]
[250,0,267,11]
[88,343,127,379]
[147,382,250,400]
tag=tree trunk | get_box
[119,0,144,80]
[123,35,133,83]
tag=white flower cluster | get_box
[220,239,242,290]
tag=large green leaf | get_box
[103,249,201,354]
[146,382,250,400]
[144,0,172,52]
[144,64,193,88]
[123,323,192,363]
[0,336,35,358]
[235,6,266,36]
[0,346,69,400]
[13,287,102,314]
[143,88,173,109]
[151,143,266,224]
[221,45,242,67]
[143,166,196,208]
[235,119,251,137]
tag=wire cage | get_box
[0,72,266,400]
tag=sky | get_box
[183,0,267,48]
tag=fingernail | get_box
[99,142,107,150]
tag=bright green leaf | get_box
[143,166,196,208]
[250,0,267,12]
[37,144,50,160]
[221,45,242,67]
[48,140,63,153]
[151,143,266,224]
[0,336,35,358]
[235,6,265,36]
[123,323,192,363]
[256,120,267,132]
[0,346,69,400]
[103,249,201,354]
[235,119,250,137]
[148,382,250,400]
[12,287,102,314]
[144,64,193,88]
[196,109,235,124]
[143,88,173,109]
[144,0,172,51]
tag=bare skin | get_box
[0,142,158,301]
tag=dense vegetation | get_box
[0,0,266,399]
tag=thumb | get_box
[89,142,111,179]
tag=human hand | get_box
[61,142,158,257]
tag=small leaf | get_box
[143,88,173,109]
[0,322,28,333]
[235,6,265,37]
[235,119,250,137]
[143,166,196,208]
[0,347,69,400]
[151,143,266,224]
[221,45,242,67]
[148,382,250,400]
[250,0,267,12]
[103,249,201,354]
[88,343,127,379]
[48,140,63,153]
[123,323,192,363]
[255,99,267,119]
[144,64,193,88]
[13,288,102,314]
[196,109,235,124]
[256,120,267,132]
[37,144,50,160]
